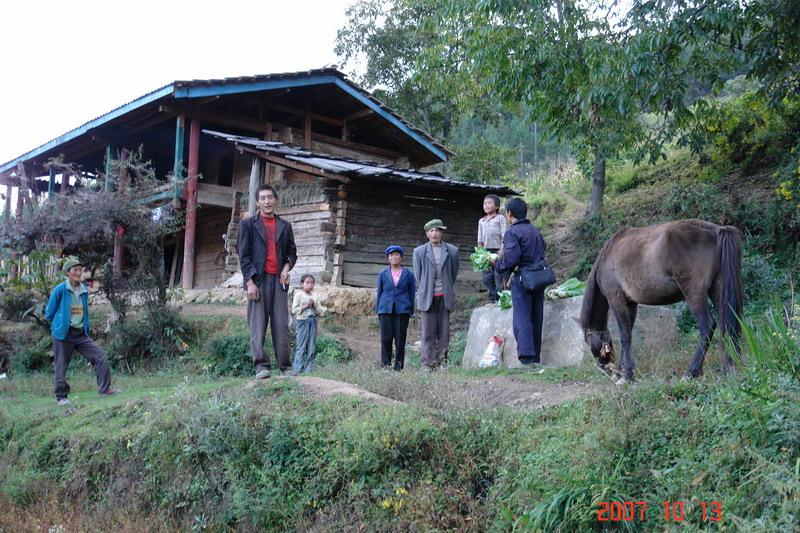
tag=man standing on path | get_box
[45,257,118,405]
[237,184,297,379]
[413,219,460,371]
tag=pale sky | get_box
[0,0,356,167]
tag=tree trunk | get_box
[587,154,605,217]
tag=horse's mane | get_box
[578,228,626,330]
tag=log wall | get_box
[340,181,485,289]
[193,207,232,288]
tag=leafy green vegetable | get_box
[546,278,587,300]
[498,290,512,309]
[470,246,497,272]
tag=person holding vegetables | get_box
[477,194,507,303]
[489,198,547,366]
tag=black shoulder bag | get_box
[518,258,556,292]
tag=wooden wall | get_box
[193,207,232,288]
[276,201,337,286]
[340,180,485,289]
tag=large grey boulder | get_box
[463,295,677,368]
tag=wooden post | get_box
[169,236,180,288]
[181,119,201,290]
[104,144,114,191]
[48,167,56,200]
[2,185,10,224]
[117,149,130,192]
[304,105,312,149]
[173,113,185,205]
[341,119,349,142]
[16,163,30,214]
[15,185,23,217]
[247,157,261,218]
[113,149,129,277]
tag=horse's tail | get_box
[717,225,744,339]
[579,265,597,330]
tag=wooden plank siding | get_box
[193,207,231,288]
[194,150,492,290]
[340,182,485,289]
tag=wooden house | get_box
[0,68,515,289]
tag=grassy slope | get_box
[2,366,798,531]
[3,144,800,530]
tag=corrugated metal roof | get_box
[1,68,451,174]
[204,129,517,195]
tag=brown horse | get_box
[578,219,744,381]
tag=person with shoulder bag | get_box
[489,198,549,366]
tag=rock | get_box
[463,295,677,369]
[221,272,243,288]
[290,286,374,315]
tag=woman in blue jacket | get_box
[375,245,416,370]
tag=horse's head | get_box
[585,329,614,366]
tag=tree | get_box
[336,0,558,184]
[2,150,187,365]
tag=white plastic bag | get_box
[478,333,504,368]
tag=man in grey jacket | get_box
[413,219,460,370]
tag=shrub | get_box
[9,329,51,374]
[106,307,188,371]
[315,335,353,366]
[204,329,258,376]
[0,286,35,322]
[447,330,467,367]
[741,253,788,313]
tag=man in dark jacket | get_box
[490,198,547,365]
[237,184,297,378]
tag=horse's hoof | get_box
[614,376,628,386]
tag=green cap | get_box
[62,257,83,274]
[424,219,447,231]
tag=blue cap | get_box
[385,245,404,256]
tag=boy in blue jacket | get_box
[45,257,117,405]
[375,245,416,370]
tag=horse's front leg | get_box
[612,302,638,381]
[686,299,716,378]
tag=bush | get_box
[9,329,51,374]
[447,330,467,367]
[204,329,260,376]
[0,286,35,322]
[106,306,188,371]
[315,335,352,366]
[741,253,788,313]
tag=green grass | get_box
[2,362,798,531]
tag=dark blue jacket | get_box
[375,267,416,315]
[495,219,546,274]
[45,280,90,341]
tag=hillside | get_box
[2,91,799,532]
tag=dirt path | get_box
[544,192,586,278]
[331,322,602,410]
[183,299,601,410]
[179,304,246,317]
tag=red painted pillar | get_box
[181,119,200,289]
